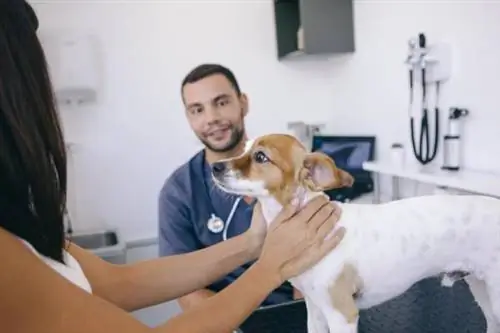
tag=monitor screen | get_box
[312,136,375,172]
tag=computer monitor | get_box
[311,135,376,177]
[311,135,376,202]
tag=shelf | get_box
[363,161,500,198]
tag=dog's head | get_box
[211,133,354,205]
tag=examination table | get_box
[239,275,485,333]
[358,275,485,333]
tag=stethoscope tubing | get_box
[409,64,440,165]
[222,196,242,241]
[200,152,244,241]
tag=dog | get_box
[210,133,500,333]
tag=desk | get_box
[362,161,500,203]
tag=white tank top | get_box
[21,239,92,294]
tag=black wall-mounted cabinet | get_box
[273,0,355,59]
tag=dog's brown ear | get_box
[300,152,354,191]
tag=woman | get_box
[0,2,345,333]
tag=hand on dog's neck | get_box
[258,186,326,225]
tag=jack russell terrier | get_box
[210,133,500,333]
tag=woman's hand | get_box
[243,199,269,258]
[254,195,345,286]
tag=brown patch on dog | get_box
[328,264,362,324]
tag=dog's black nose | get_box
[212,162,226,176]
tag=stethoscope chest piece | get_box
[207,213,225,234]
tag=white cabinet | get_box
[126,241,182,327]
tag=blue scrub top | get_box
[158,150,294,306]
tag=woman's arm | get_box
[158,261,279,333]
[160,198,346,333]
[0,226,268,333]
[68,230,260,311]
[69,196,340,312]
[0,196,344,333]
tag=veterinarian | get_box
[0,2,347,333]
[158,64,318,311]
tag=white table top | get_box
[362,161,500,198]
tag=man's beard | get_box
[200,124,245,153]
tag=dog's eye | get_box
[253,151,269,164]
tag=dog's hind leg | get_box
[304,296,329,333]
[465,275,500,333]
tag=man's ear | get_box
[240,93,249,117]
[300,152,354,191]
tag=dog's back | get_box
[295,194,500,309]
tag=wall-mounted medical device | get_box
[40,32,101,107]
[405,33,452,85]
[442,107,469,171]
[404,33,452,166]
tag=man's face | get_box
[182,74,248,153]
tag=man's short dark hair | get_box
[181,63,241,96]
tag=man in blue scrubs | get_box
[158,63,300,312]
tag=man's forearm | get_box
[293,288,303,299]
[100,232,260,311]
[177,289,216,311]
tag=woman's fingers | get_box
[252,201,263,216]
[320,227,346,253]
[307,202,335,232]
[284,225,346,278]
[268,202,299,230]
[314,212,337,241]
[330,201,342,221]
[268,195,330,232]
[294,195,330,224]
[259,195,346,282]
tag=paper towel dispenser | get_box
[41,32,101,107]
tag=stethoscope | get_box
[409,33,440,165]
[201,156,243,241]
[206,196,242,241]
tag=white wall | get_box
[29,1,500,242]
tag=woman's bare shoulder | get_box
[0,227,151,333]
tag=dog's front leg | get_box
[322,296,359,333]
[305,296,329,333]
[324,264,361,333]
